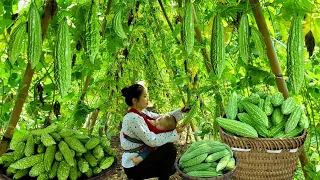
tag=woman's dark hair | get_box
[121,84,145,106]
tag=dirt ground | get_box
[107,135,190,180]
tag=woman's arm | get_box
[141,109,162,119]
[126,113,179,147]
[142,109,185,122]
[168,109,185,122]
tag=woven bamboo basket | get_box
[219,128,307,180]
[174,157,235,180]
[0,158,116,180]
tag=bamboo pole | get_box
[249,0,288,98]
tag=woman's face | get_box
[135,88,148,110]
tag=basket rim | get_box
[219,127,307,151]
[174,156,235,180]
[219,127,307,142]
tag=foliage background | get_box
[0,0,319,179]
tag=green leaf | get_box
[245,65,274,86]
[172,24,182,38]
[60,92,76,102]
[35,0,45,8]
[57,0,72,9]
[0,19,13,29]
[310,19,320,47]
[0,2,4,17]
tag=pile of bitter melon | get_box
[178,140,235,178]
[218,92,309,138]
[0,124,116,180]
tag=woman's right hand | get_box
[181,106,192,113]
[176,124,187,134]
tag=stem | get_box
[190,121,198,141]
[0,78,4,116]
[157,0,180,44]
[41,0,57,40]
[80,76,91,101]
[186,125,190,143]
[39,60,55,85]
[178,0,183,42]
[192,4,211,73]
[88,108,100,136]
[101,0,113,38]
[98,126,103,136]
[299,146,311,178]
[303,88,320,155]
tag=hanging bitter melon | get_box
[28,2,42,68]
[210,15,225,79]
[287,15,304,94]
[183,0,194,55]
[54,19,71,97]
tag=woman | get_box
[120,84,189,180]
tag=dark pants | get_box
[124,143,177,180]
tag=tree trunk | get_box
[249,0,310,178]
[0,0,58,155]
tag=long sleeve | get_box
[142,108,185,122]
[125,113,179,147]
[141,109,162,119]
[168,109,185,122]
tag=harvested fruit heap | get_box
[178,140,235,178]
[0,124,116,180]
[218,91,309,138]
